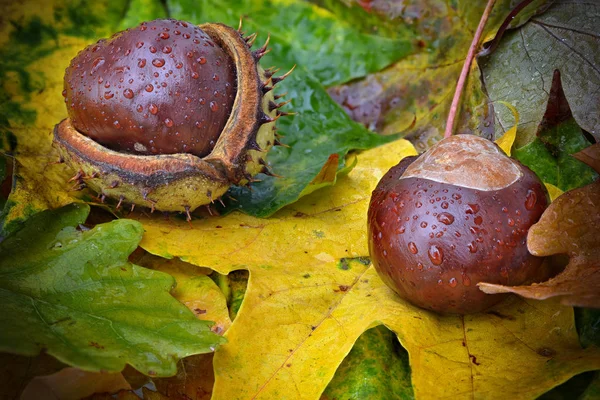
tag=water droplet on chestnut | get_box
[152,58,165,67]
[525,189,537,210]
[408,242,418,254]
[437,212,454,225]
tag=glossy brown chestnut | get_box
[63,19,236,157]
[53,19,291,214]
[368,135,549,314]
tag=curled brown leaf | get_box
[573,143,600,174]
[478,181,600,308]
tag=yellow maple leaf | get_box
[136,139,600,399]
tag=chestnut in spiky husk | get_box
[53,19,291,216]
[368,135,549,314]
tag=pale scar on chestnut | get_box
[368,135,550,314]
[401,135,522,191]
[53,19,294,219]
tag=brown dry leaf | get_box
[479,181,600,308]
[573,143,600,174]
[150,354,215,400]
[21,368,130,400]
[0,353,66,399]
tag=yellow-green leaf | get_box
[131,252,232,335]
[544,182,564,202]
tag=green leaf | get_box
[577,308,600,349]
[324,0,526,150]
[513,70,598,191]
[580,373,600,400]
[322,325,414,400]
[119,0,168,30]
[167,0,413,85]
[0,204,225,377]
[481,0,600,146]
[0,155,7,212]
[221,70,396,217]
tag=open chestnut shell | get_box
[368,135,549,314]
[53,20,290,214]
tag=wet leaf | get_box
[0,203,225,376]
[321,326,413,400]
[512,70,598,192]
[136,139,600,399]
[131,252,232,335]
[327,0,544,151]
[482,0,600,146]
[221,71,394,217]
[479,181,600,308]
[167,0,413,86]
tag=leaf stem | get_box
[444,0,497,139]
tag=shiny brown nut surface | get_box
[368,135,549,314]
[64,19,236,157]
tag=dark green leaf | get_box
[221,70,395,217]
[0,204,225,376]
[537,309,600,399]
[167,0,413,85]
[580,373,600,400]
[482,0,600,146]
[322,325,414,400]
[325,0,524,151]
[538,371,598,400]
[577,308,600,349]
[513,70,598,191]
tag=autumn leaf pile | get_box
[1,0,599,399]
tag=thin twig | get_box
[444,0,497,139]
